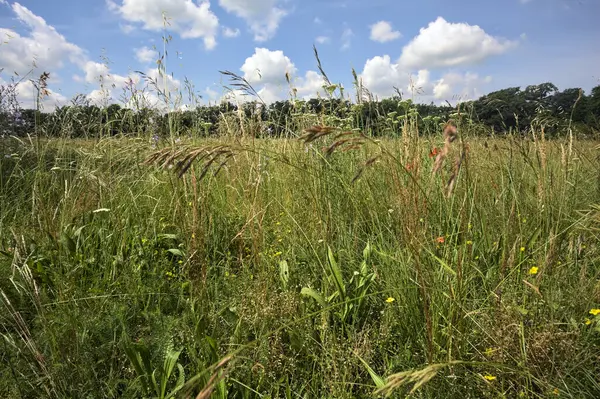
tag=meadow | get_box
[1,109,599,398]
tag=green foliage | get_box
[1,128,599,398]
[123,341,185,399]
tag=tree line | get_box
[1,82,599,138]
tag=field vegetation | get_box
[1,44,600,398]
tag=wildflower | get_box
[528,266,539,275]
[429,147,440,158]
[552,388,560,396]
[589,309,600,316]
[483,374,497,381]
[484,347,495,357]
[585,318,592,325]
[466,240,473,245]
[436,236,445,244]
[520,247,525,252]
[386,297,395,303]
[272,251,282,257]
[178,260,183,264]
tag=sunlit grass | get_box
[1,129,599,397]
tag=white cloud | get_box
[341,27,353,50]
[369,21,402,43]
[399,17,517,69]
[0,3,85,77]
[235,48,297,103]
[359,55,408,98]
[295,70,326,99]
[314,17,322,24]
[0,77,68,111]
[408,69,432,95]
[223,26,240,38]
[0,3,87,110]
[433,72,492,101]
[240,48,296,85]
[218,0,287,42]
[108,0,219,50]
[315,36,330,44]
[359,51,493,103]
[223,48,326,104]
[135,46,158,64]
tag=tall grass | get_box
[1,33,600,398]
[1,120,599,397]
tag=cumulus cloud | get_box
[234,48,296,102]
[240,48,297,85]
[357,16,514,100]
[359,54,492,103]
[295,70,326,99]
[135,46,158,64]
[315,36,330,44]
[221,48,326,104]
[0,77,68,111]
[218,0,288,42]
[0,3,87,110]
[369,21,402,43]
[0,3,85,77]
[433,72,492,101]
[359,55,408,98]
[399,17,517,69]
[107,0,219,49]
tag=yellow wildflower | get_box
[589,309,600,316]
[520,247,525,252]
[386,297,395,303]
[528,266,539,275]
[584,318,592,325]
[483,374,497,381]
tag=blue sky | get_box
[1,0,599,109]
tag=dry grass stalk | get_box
[431,120,467,197]
[533,127,548,209]
[144,145,234,179]
[445,142,469,198]
[432,120,458,175]
[193,355,233,399]
[298,125,336,143]
[351,155,380,184]
[375,363,451,397]
[299,125,367,159]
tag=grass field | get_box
[1,127,599,398]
